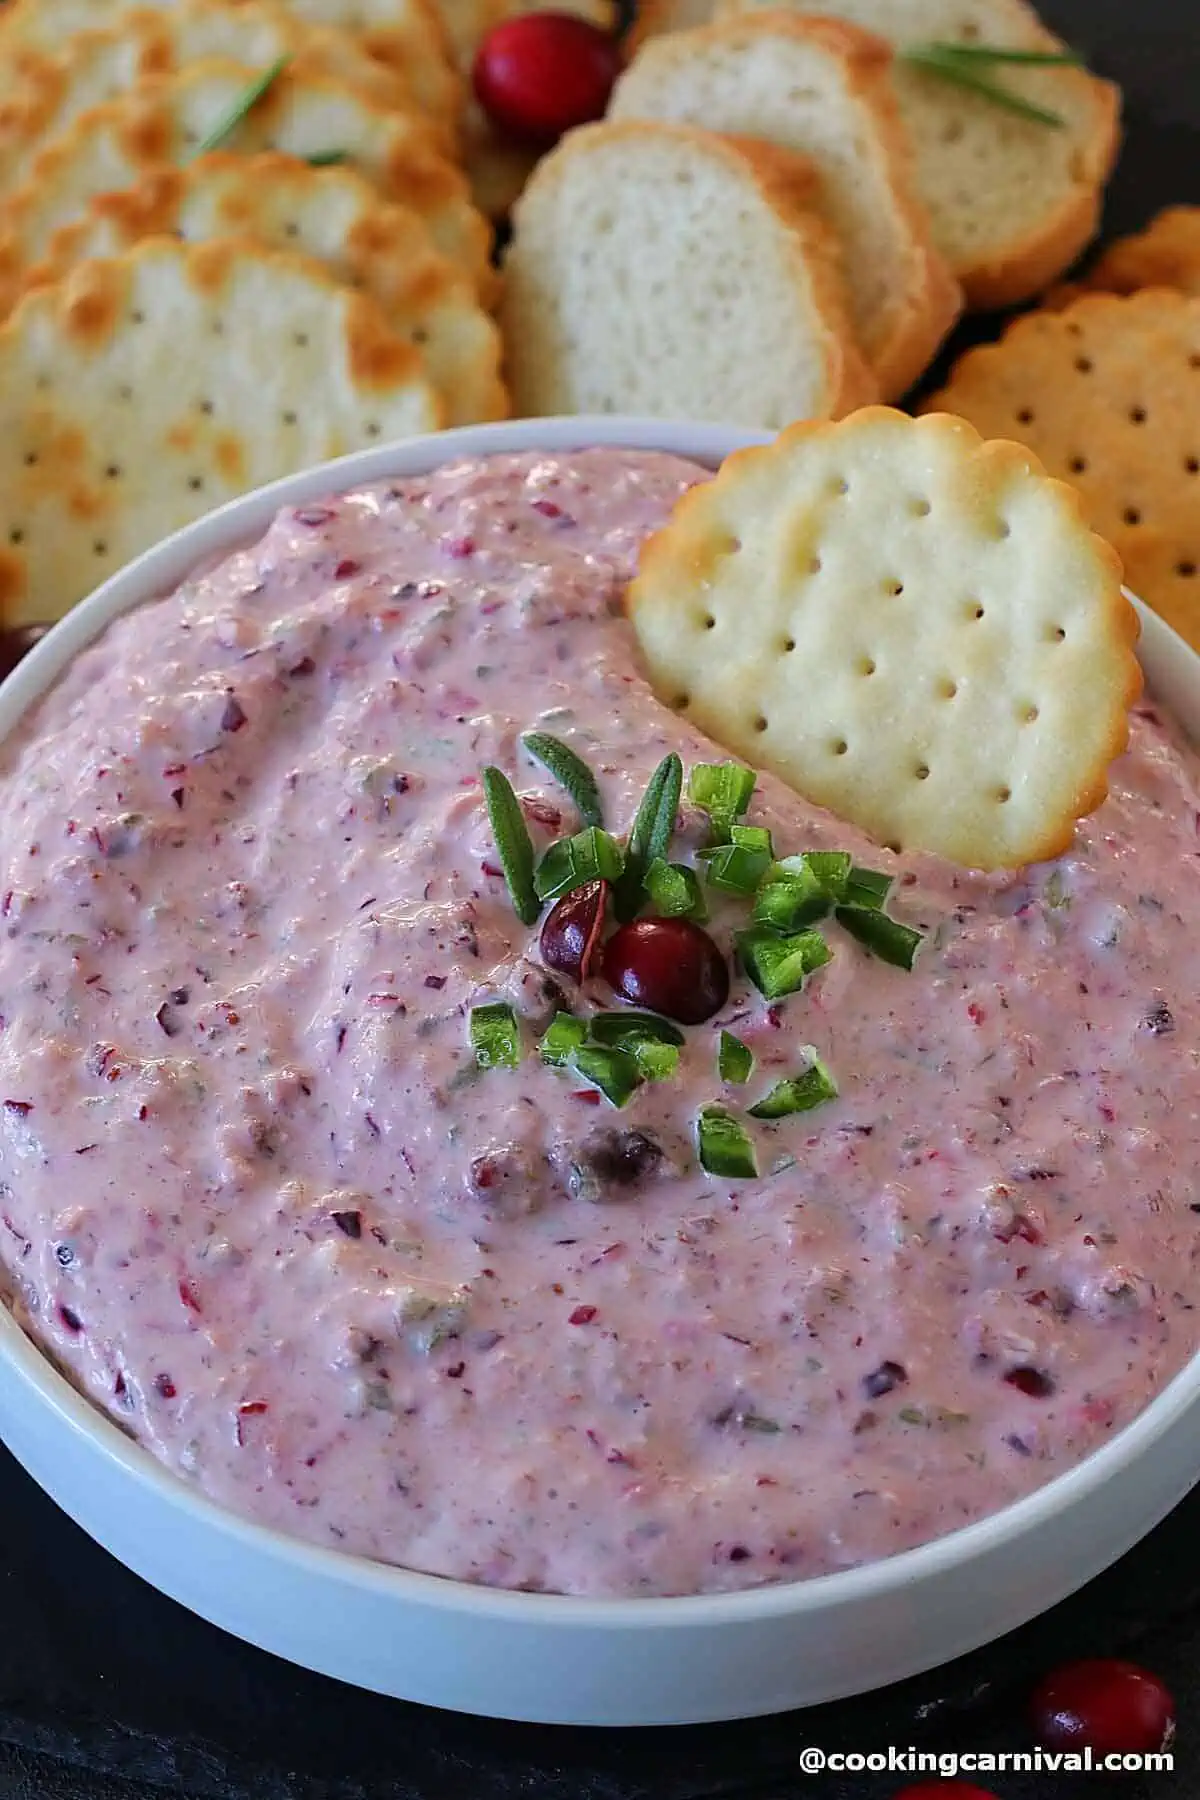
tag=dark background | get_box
[3,2,1200,1796]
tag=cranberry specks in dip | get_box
[0,448,1199,1601]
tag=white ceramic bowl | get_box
[0,416,1199,1729]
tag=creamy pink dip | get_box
[0,448,1198,1597]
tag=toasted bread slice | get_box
[0,60,495,318]
[611,13,961,397]
[27,152,507,426]
[501,120,877,427]
[707,0,1120,309]
[0,236,444,627]
[0,0,463,133]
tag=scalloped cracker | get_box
[0,236,442,629]
[626,408,1139,871]
[923,290,1200,654]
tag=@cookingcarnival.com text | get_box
[795,1745,1175,1776]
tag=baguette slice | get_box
[610,14,961,397]
[501,120,878,428]
[643,0,1120,309]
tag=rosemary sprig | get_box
[521,730,604,827]
[613,752,683,922]
[901,41,1069,127]
[482,766,540,926]
[916,40,1081,66]
[193,57,290,157]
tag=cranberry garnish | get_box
[0,621,50,681]
[472,12,622,149]
[1030,1657,1175,1756]
[602,917,730,1025]
[540,879,608,984]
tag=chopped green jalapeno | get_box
[539,1012,587,1065]
[842,865,893,910]
[535,826,625,902]
[696,1105,758,1178]
[469,1003,521,1069]
[644,857,706,919]
[718,1031,754,1084]
[753,858,829,930]
[836,904,923,970]
[572,1043,642,1107]
[630,1039,680,1082]
[588,1010,685,1048]
[737,926,833,999]
[748,1056,839,1117]
[687,761,756,842]
[699,838,773,896]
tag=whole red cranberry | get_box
[540,879,607,984]
[473,12,622,148]
[1030,1657,1175,1757]
[602,916,729,1025]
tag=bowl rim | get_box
[1,410,1197,1629]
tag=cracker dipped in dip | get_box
[0,442,1196,1599]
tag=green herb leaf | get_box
[748,1056,838,1118]
[482,765,539,926]
[718,1030,754,1084]
[697,1104,758,1179]
[737,926,833,999]
[836,904,924,970]
[306,149,348,166]
[901,44,1066,126]
[535,826,624,902]
[193,56,291,156]
[539,1012,587,1066]
[687,761,756,842]
[572,1043,642,1107]
[843,865,893,910]
[613,752,683,921]
[914,38,1082,65]
[644,857,707,920]
[588,1010,685,1048]
[521,731,604,828]
[469,1002,521,1069]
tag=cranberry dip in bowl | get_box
[0,416,1199,1725]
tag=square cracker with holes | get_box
[0,235,443,628]
[626,407,1138,871]
[922,289,1200,652]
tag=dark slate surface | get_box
[2,2,1200,1795]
